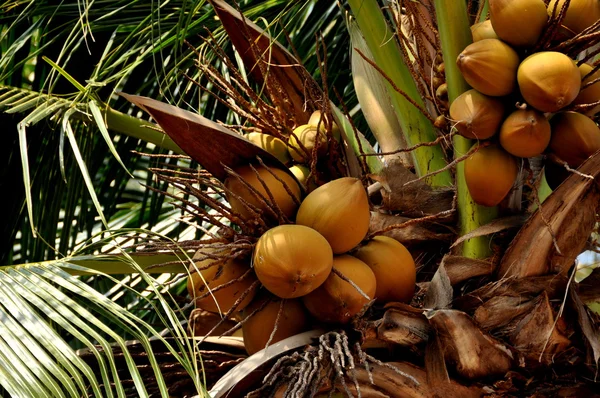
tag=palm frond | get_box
[0,255,202,398]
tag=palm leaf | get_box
[0,256,201,397]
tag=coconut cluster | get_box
[242,110,340,194]
[188,173,416,355]
[451,0,600,206]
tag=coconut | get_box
[573,63,600,117]
[547,0,600,38]
[499,109,551,158]
[517,52,581,113]
[296,177,370,254]
[187,248,257,313]
[549,112,600,167]
[464,145,519,207]
[489,0,548,47]
[288,124,328,163]
[470,20,499,42]
[246,132,291,165]
[288,164,318,192]
[302,255,376,324]
[224,164,301,221]
[241,297,308,355]
[456,39,520,96]
[352,236,416,303]
[449,89,505,140]
[308,110,341,141]
[253,224,333,299]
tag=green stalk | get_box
[434,0,498,258]
[478,0,489,22]
[104,107,184,154]
[348,0,451,187]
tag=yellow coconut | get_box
[289,164,318,192]
[241,297,308,355]
[352,236,416,303]
[464,145,519,207]
[456,39,520,96]
[253,224,333,299]
[296,177,370,254]
[224,164,301,221]
[499,109,551,158]
[549,112,600,167]
[517,52,581,113]
[449,89,505,140]
[187,248,257,313]
[471,20,499,42]
[489,0,548,47]
[302,255,376,324]
[246,132,292,165]
[547,0,600,38]
[308,110,341,141]
[288,124,328,163]
[573,63,600,117]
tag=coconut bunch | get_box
[188,174,417,355]
[244,110,342,194]
[119,1,600,396]
[451,0,600,207]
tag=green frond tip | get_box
[347,0,451,187]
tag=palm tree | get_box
[2,0,600,397]
[0,1,352,396]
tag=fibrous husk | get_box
[334,361,483,398]
[570,286,600,368]
[363,303,431,348]
[441,255,494,285]
[369,212,453,247]
[376,157,454,218]
[497,151,600,279]
[509,292,571,365]
[423,264,453,310]
[426,309,514,379]
[473,296,537,332]
[453,274,569,312]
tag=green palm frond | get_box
[1,1,359,395]
[0,254,201,398]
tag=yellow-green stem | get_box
[478,0,489,22]
[348,0,451,187]
[104,107,184,154]
[435,0,498,258]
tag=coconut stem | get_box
[434,0,498,258]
